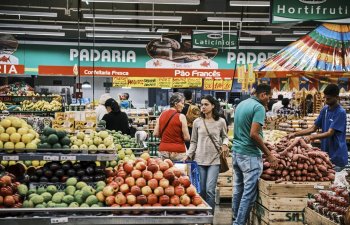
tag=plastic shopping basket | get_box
[174,161,201,194]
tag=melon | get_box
[6,127,16,135]
[0,119,11,128]
[0,133,9,142]
[98,131,109,139]
[0,126,5,134]
[47,134,59,145]
[26,142,37,150]
[10,133,21,143]
[4,142,14,149]
[77,132,85,140]
[22,133,34,144]
[18,127,29,135]
[15,142,26,150]
[12,119,23,129]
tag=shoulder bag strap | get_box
[202,119,221,154]
[160,111,177,138]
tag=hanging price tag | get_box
[213,79,223,90]
[43,155,59,161]
[203,78,213,90]
[97,155,115,161]
[222,79,232,91]
[60,155,76,161]
[3,156,19,161]
[51,217,68,224]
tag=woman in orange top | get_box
[154,93,190,161]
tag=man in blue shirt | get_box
[288,84,348,171]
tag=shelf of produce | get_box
[304,207,338,225]
[0,207,213,225]
[0,153,116,161]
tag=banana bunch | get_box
[20,99,62,112]
[0,102,7,111]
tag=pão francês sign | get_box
[271,0,350,23]
[192,30,237,49]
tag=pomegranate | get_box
[186,185,197,197]
[172,178,180,187]
[175,186,185,196]
[147,194,158,205]
[131,169,142,179]
[172,168,182,177]
[130,186,141,196]
[123,162,134,174]
[159,162,170,172]
[135,162,147,171]
[165,186,175,197]
[141,186,152,196]
[147,179,158,190]
[147,164,159,173]
[159,178,170,189]
[170,195,180,205]
[147,158,157,166]
[154,187,164,197]
[115,193,127,205]
[192,194,203,206]
[164,159,174,168]
[179,176,191,188]
[159,195,170,206]
[0,186,13,196]
[163,169,175,182]
[115,177,125,186]
[154,171,164,181]
[136,195,148,205]
[127,194,137,205]
[125,177,135,187]
[136,178,147,188]
[105,195,115,206]
[119,183,130,194]
[180,194,191,206]
[142,170,153,181]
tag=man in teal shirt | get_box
[232,84,278,225]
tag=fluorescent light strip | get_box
[86,33,161,39]
[230,1,270,7]
[239,37,256,42]
[0,30,65,36]
[84,0,200,5]
[275,37,298,42]
[293,31,308,35]
[84,14,182,22]
[85,26,169,33]
[242,30,272,35]
[207,17,269,23]
[0,10,57,17]
[0,23,62,30]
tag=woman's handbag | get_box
[202,119,229,173]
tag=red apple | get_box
[154,171,164,181]
[136,177,147,188]
[105,195,115,206]
[136,195,148,205]
[127,194,137,205]
[106,177,114,184]
[159,195,170,206]
[141,186,152,196]
[103,185,115,197]
[142,170,153,181]
[173,168,182,177]
[135,158,146,165]
[170,195,180,205]
[159,178,170,189]
[192,194,203,206]
[175,186,185,196]
[125,177,135,187]
[172,178,180,187]
[148,179,158,190]
[164,159,174,168]
[117,170,127,179]
[147,194,158,205]
[119,183,130,194]
[123,162,134,174]
[154,187,164,197]
[96,191,105,202]
[186,185,197,197]
[131,169,142,179]
[179,176,191,188]
[115,177,125,186]
[165,186,175,197]
[135,162,147,171]
[159,162,170,172]
[105,168,115,177]
[130,186,141,196]
[155,158,163,165]
[147,158,157,166]
[108,181,119,192]
[114,193,124,205]
[180,194,191,206]
[140,152,150,161]
[147,164,159,173]
[163,169,175,182]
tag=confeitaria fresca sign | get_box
[271,0,350,23]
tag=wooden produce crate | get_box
[215,157,233,204]
[252,179,332,225]
[304,207,338,225]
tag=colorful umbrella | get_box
[256,23,350,77]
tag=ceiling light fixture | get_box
[293,31,309,35]
[207,17,269,23]
[275,37,298,42]
[83,0,200,5]
[230,1,270,7]
[242,30,272,35]
[0,23,62,30]
[239,37,256,42]
[83,14,182,22]
[85,26,169,33]
[0,30,65,36]
[82,81,92,89]
[86,33,161,39]
[0,10,57,17]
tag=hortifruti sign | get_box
[271,0,350,23]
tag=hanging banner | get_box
[271,0,350,24]
[203,79,214,90]
[192,30,237,49]
[112,77,128,87]
[172,78,188,88]
[187,78,203,88]
[213,79,223,90]
[222,79,233,91]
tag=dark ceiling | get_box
[0,0,321,45]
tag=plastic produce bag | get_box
[334,170,349,188]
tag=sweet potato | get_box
[261,174,271,180]
[297,163,304,170]
[301,169,308,175]
[263,161,271,168]
[264,168,275,175]
[292,154,309,161]
[303,163,308,170]
[315,158,323,164]
[327,173,335,181]
[295,170,301,176]
[282,170,289,177]
[317,165,328,172]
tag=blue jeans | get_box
[232,152,263,225]
[198,165,220,213]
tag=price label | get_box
[60,155,76,161]
[51,217,68,224]
[3,156,19,161]
[203,78,213,90]
[97,155,114,161]
[314,184,325,190]
[222,79,233,91]
[43,155,59,161]
[82,150,89,154]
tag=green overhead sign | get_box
[192,31,237,49]
[271,0,350,23]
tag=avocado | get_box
[61,175,69,182]
[94,166,104,175]
[60,136,71,146]
[76,169,85,177]
[47,134,59,145]
[72,163,81,171]
[50,176,59,183]
[62,161,72,171]
[39,135,47,143]
[39,176,49,183]
[57,130,67,139]
[67,169,76,177]
[85,166,94,175]
[43,127,56,136]
[55,169,64,177]
[49,162,61,171]
[81,176,90,183]
[35,168,44,177]
[44,170,53,178]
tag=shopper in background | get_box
[232,84,278,225]
[288,84,348,172]
[184,95,229,213]
[181,90,200,148]
[277,98,295,115]
[102,98,130,134]
[95,93,111,123]
[119,92,134,109]
[154,93,190,161]
[305,94,314,114]
[271,94,284,114]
